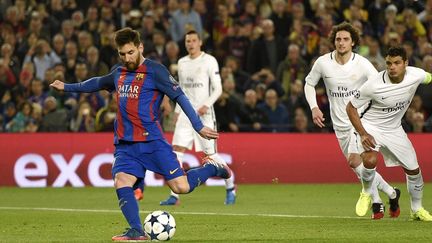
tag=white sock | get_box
[406,172,424,212]
[353,163,364,187]
[208,153,227,165]
[225,176,235,190]
[170,191,179,199]
[374,172,396,199]
[361,166,376,195]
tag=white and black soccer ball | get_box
[143,211,176,241]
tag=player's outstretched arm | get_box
[50,80,65,91]
[346,101,376,151]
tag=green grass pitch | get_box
[1,184,431,242]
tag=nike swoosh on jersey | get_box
[169,168,179,174]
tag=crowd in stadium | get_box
[1,0,432,133]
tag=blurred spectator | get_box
[51,34,66,60]
[216,20,251,70]
[95,95,117,132]
[28,78,48,107]
[223,56,250,94]
[292,107,310,133]
[257,89,289,132]
[214,91,239,132]
[1,43,20,78]
[0,57,16,89]
[23,39,60,81]
[365,38,386,71]
[276,43,307,100]
[269,0,291,39]
[246,19,286,74]
[162,41,180,76]
[247,68,284,98]
[5,101,32,132]
[70,101,95,132]
[238,89,268,132]
[169,0,203,42]
[86,46,109,77]
[39,96,69,132]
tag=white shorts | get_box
[172,111,217,154]
[335,128,358,159]
[355,124,419,170]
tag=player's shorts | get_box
[172,111,217,154]
[355,124,419,170]
[335,128,358,158]
[112,139,184,181]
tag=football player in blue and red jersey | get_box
[50,27,232,242]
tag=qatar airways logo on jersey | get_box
[118,84,140,99]
[382,100,410,113]
[329,86,358,98]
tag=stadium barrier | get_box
[1,133,431,187]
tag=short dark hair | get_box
[114,27,141,47]
[386,46,407,61]
[185,30,200,40]
[329,22,360,50]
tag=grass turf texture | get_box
[0,184,431,242]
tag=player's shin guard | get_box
[361,166,376,195]
[186,165,216,193]
[407,171,424,212]
[116,187,142,232]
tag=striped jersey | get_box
[64,59,203,143]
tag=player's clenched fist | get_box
[50,80,65,91]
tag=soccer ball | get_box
[143,211,176,241]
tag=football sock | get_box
[353,163,364,190]
[170,191,179,198]
[133,179,144,192]
[225,176,235,190]
[361,166,376,195]
[208,153,226,164]
[116,187,142,232]
[186,164,216,193]
[374,172,396,199]
[406,172,424,212]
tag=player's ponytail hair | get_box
[114,27,141,48]
[386,46,407,61]
[329,22,361,50]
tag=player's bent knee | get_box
[361,152,378,169]
[113,172,136,189]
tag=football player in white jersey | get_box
[160,30,236,205]
[347,46,432,221]
[304,22,398,219]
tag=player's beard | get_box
[125,55,141,71]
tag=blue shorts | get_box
[112,139,185,181]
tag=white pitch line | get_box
[0,206,365,220]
